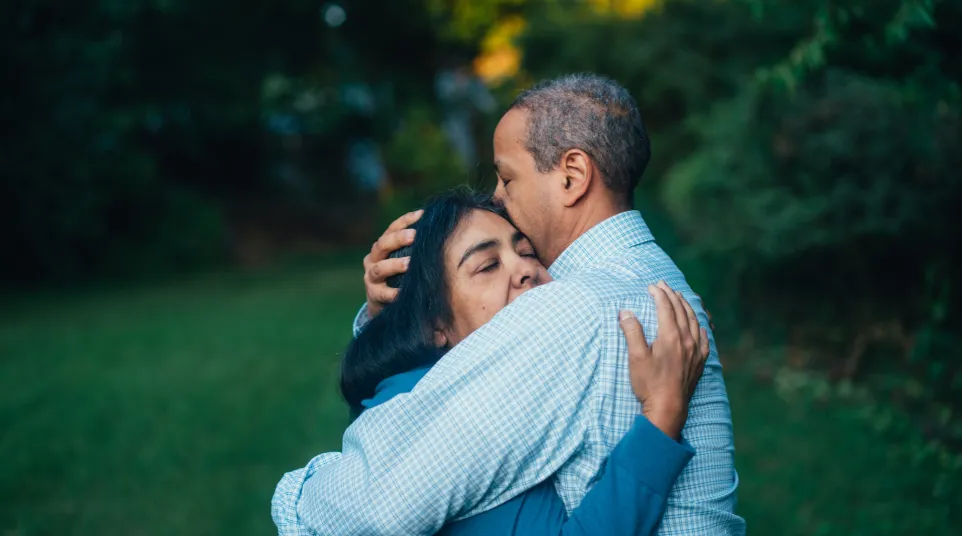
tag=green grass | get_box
[0,261,955,535]
[728,369,957,534]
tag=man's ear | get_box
[559,149,593,207]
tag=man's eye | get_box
[479,261,500,273]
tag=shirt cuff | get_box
[609,415,695,498]
[271,452,343,535]
[272,468,308,533]
[352,304,371,337]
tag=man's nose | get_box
[493,181,505,202]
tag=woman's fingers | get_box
[621,310,655,407]
[619,310,651,363]
[677,290,701,344]
[648,284,678,343]
[694,292,715,331]
[657,281,690,345]
[699,328,710,360]
[686,327,709,396]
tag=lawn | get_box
[0,258,955,535]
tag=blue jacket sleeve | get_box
[440,415,695,536]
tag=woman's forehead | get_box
[448,210,518,252]
[464,209,516,236]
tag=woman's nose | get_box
[511,258,539,288]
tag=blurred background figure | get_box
[1,0,960,535]
[435,63,497,169]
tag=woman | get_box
[339,189,708,535]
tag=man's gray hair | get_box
[510,74,650,203]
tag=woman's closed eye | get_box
[478,259,500,273]
[516,238,537,260]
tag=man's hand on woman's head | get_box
[619,281,709,441]
[363,209,423,317]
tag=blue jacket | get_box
[360,367,695,535]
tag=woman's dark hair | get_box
[339,188,508,414]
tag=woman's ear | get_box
[434,329,449,348]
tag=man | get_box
[273,74,744,535]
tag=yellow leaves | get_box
[586,0,660,18]
[468,0,661,85]
[426,0,526,43]
[473,16,527,85]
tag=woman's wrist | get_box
[642,397,687,441]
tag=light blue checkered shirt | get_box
[272,210,744,535]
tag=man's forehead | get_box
[494,115,527,160]
[493,155,520,176]
[496,108,529,137]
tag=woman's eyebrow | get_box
[511,231,526,246]
[458,239,500,268]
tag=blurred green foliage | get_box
[659,0,962,456]
[2,0,447,281]
[379,105,470,222]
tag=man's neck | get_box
[543,201,627,268]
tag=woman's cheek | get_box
[479,293,505,325]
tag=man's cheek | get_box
[493,184,505,202]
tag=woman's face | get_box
[438,209,551,347]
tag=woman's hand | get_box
[619,281,709,441]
